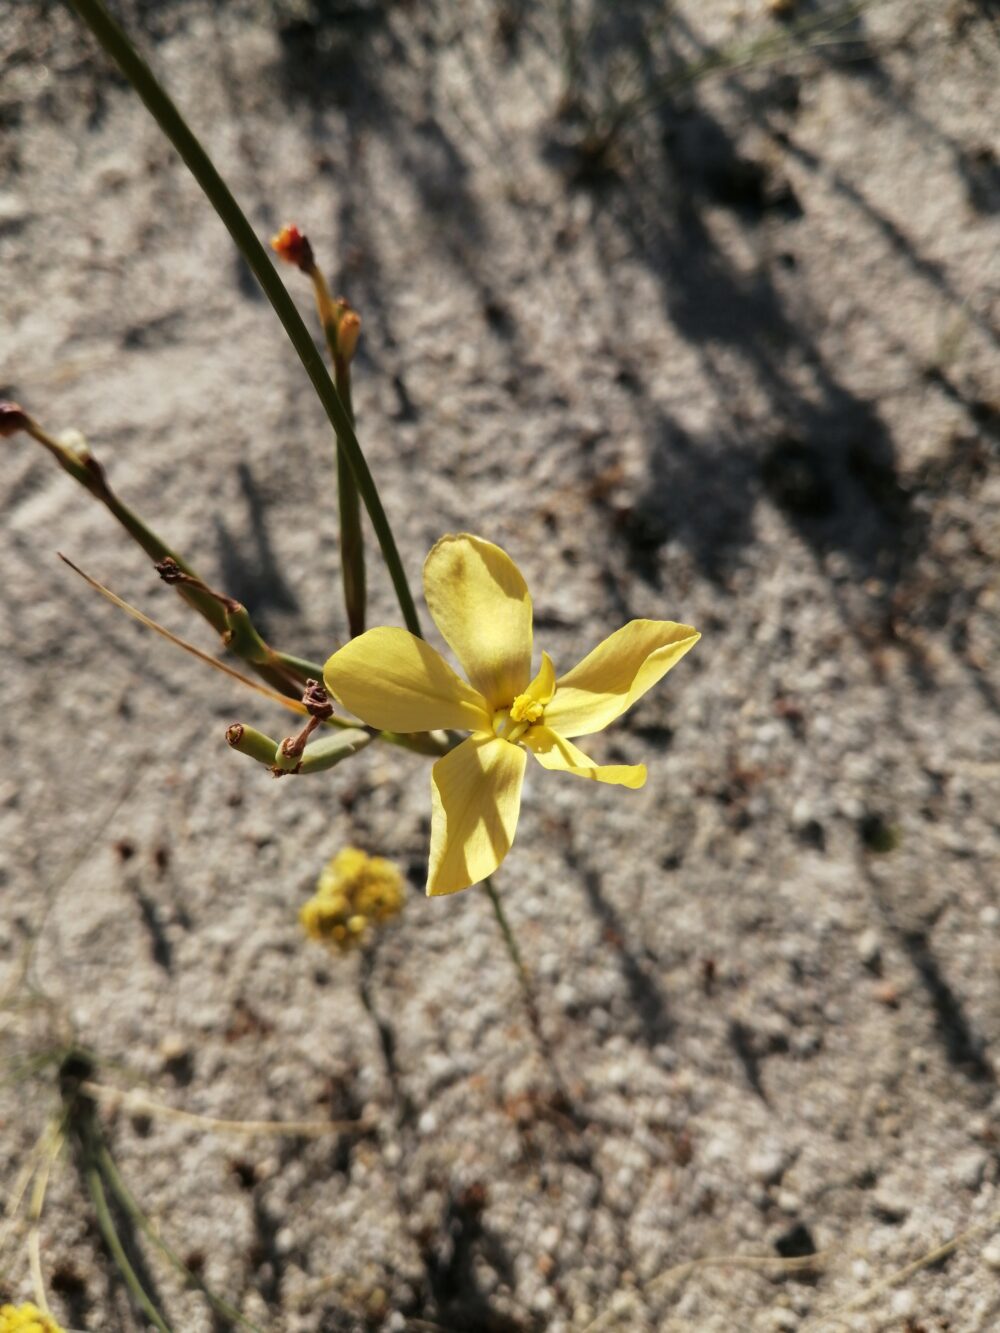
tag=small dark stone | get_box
[775,1221,817,1259]
[50,1265,87,1297]
[230,1159,256,1191]
[858,812,900,854]
[796,819,827,851]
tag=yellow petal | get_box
[427,735,527,895]
[544,620,700,738]
[324,627,491,733]
[423,534,533,710]
[525,725,646,788]
[525,650,556,706]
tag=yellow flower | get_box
[0,1306,65,1333]
[324,534,700,896]
[300,847,405,951]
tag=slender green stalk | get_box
[97,1142,264,1333]
[307,271,367,639]
[65,0,422,639]
[83,1147,173,1333]
[333,352,366,640]
[483,877,537,1017]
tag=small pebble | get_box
[654,1043,678,1070]
[890,1288,915,1318]
[873,1182,910,1222]
[856,928,882,971]
[951,1150,987,1191]
[749,1143,789,1185]
[766,1310,799,1332]
[873,980,900,1008]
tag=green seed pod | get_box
[297,728,372,774]
[225,723,279,766]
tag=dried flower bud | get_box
[337,310,361,364]
[271,224,314,274]
[0,401,30,438]
[273,734,307,773]
[155,557,185,584]
[302,679,334,719]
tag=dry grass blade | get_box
[57,553,309,716]
[0,1123,52,1265]
[814,1208,1000,1325]
[82,1081,375,1139]
[583,1249,827,1332]
[28,1126,62,1314]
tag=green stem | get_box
[97,1142,264,1333]
[312,277,367,639]
[65,0,422,640]
[278,649,327,679]
[83,1141,173,1333]
[334,355,367,639]
[483,877,537,1018]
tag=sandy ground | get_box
[2,1,999,1329]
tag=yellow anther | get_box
[509,693,543,724]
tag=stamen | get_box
[510,693,543,724]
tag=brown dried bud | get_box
[271,224,314,274]
[302,679,334,719]
[0,401,30,437]
[272,735,306,776]
[155,557,185,584]
[225,723,245,746]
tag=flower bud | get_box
[337,310,361,364]
[271,224,314,274]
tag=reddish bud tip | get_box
[271,224,314,273]
[0,401,30,437]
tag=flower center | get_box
[510,693,544,724]
[492,692,544,744]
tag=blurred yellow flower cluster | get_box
[300,848,405,952]
[0,1306,65,1333]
